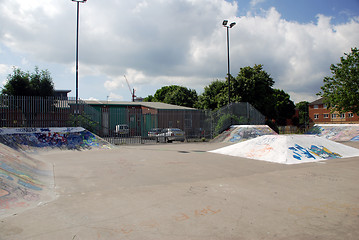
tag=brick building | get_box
[309,97,359,124]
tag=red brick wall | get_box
[309,103,359,124]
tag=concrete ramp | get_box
[0,142,55,218]
[212,125,277,143]
[0,127,111,218]
[307,124,359,142]
[210,135,359,164]
[0,127,112,152]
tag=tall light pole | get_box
[72,0,87,126]
[222,20,236,105]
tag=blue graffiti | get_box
[0,163,42,191]
[0,172,14,180]
[230,135,243,142]
[1,162,22,176]
[17,179,42,191]
[36,132,68,147]
[229,127,276,143]
[309,145,341,159]
[0,130,107,150]
[289,144,316,161]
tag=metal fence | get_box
[210,102,265,135]
[0,95,100,127]
[0,95,265,144]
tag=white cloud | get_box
[132,0,149,13]
[104,68,147,91]
[250,0,266,7]
[0,64,10,74]
[227,7,359,102]
[108,92,124,101]
[21,57,29,66]
[0,1,358,103]
[104,75,124,91]
[0,64,13,85]
[86,97,99,101]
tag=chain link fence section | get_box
[1,96,265,143]
[210,102,265,136]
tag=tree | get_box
[1,67,55,126]
[144,85,198,108]
[215,114,246,134]
[2,66,54,96]
[272,89,295,126]
[197,65,277,114]
[30,67,55,96]
[196,79,228,110]
[318,47,359,114]
[143,95,155,102]
[197,64,296,126]
[1,68,31,96]
[67,113,100,134]
[233,64,276,119]
[295,101,309,129]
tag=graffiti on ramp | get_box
[0,127,112,151]
[0,143,55,218]
[307,124,359,142]
[210,135,359,164]
[213,125,277,143]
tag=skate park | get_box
[1,125,359,239]
[2,0,359,238]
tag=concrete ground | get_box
[1,142,359,240]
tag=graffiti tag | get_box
[289,144,342,161]
[289,144,316,160]
[174,206,221,222]
[310,145,341,159]
[0,197,28,209]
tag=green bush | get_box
[67,114,100,133]
[215,114,247,134]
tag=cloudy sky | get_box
[0,0,358,103]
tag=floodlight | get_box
[71,0,87,125]
[222,20,236,105]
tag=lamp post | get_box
[72,0,87,126]
[222,20,236,105]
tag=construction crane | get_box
[124,75,136,102]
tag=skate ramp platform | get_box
[0,127,112,152]
[212,125,278,143]
[0,127,112,218]
[0,142,55,218]
[307,124,359,142]
[210,135,359,164]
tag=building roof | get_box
[140,102,196,110]
[309,97,324,105]
[54,90,71,93]
[54,90,71,99]
[84,100,197,110]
